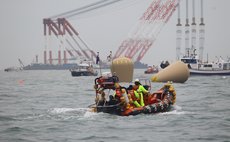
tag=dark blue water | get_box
[0,69,229,142]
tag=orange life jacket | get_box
[129,90,139,101]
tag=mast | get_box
[191,0,196,58]
[199,0,205,62]
[176,1,182,60]
[184,0,190,57]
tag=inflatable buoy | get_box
[151,61,190,83]
[110,57,133,82]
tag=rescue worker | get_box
[133,79,149,107]
[127,85,140,108]
[114,83,122,100]
[114,83,130,109]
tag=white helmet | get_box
[134,78,140,82]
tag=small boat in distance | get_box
[160,60,170,69]
[144,65,159,74]
[4,67,23,72]
[181,56,230,76]
[70,63,98,77]
[4,59,24,72]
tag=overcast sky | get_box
[0,0,229,70]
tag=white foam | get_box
[162,109,186,115]
[174,105,182,111]
[84,109,98,118]
[222,76,227,79]
[157,105,185,116]
[48,107,87,114]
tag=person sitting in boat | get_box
[133,79,149,107]
[108,95,119,105]
[127,85,141,108]
[113,83,130,109]
[95,89,107,106]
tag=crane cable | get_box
[50,0,124,20]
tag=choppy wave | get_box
[159,105,193,115]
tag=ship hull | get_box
[71,71,98,76]
[23,63,77,70]
[190,69,230,76]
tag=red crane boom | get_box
[113,0,179,62]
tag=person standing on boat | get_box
[96,52,100,64]
[133,79,149,107]
[107,51,112,62]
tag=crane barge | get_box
[23,0,179,70]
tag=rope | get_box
[50,0,124,20]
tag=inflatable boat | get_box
[89,74,176,116]
[144,66,159,74]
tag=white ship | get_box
[181,56,230,76]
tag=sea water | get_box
[0,69,229,142]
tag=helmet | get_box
[134,78,141,85]
[134,78,140,82]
